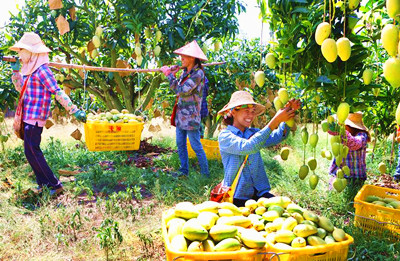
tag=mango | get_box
[337,102,350,124]
[218,208,234,217]
[383,57,400,88]
[342,166,350,176]
[262,210,280,222]
[265,53,277,69]
[307,157,317,171]
[336,169,344,179]
[197,212,219,230]
[378,162,387,174]
[266,232,276,245]
[274,97,283,111]
[321,122,329,132]
[336,37,351,61]
[92,35,101,48]
[317,228,327,239]
[268,205,285,216]
[274,242,293,250]
[298,165,309,180]
[309,133,319,148]
[238,229,266,249]
[332,228,346,242]
[372,201,386,207]
[381,24,399,57]
[209,225,237,242]
[348,0,360,10]
[263,196,292,208]
[274,230,297,244]
[168,218,186,242]
[95,26,103,37]
[280,147,290,161]
[307,236,327,246]
[388,201,400,209]
[318,216,334,232]
[214,41,221,52]
[315,22,331,45]
[293,224,318,237]
[220,202,242,215]
[383,197,398,204]
[154,45,161,57]
[175,202,199,219]
[214,238,241,252]
[373,88,380,97]
[164,209,177,226]
[325,150,333,160]
[252,220,265,231]
[362,68,373,85]
[321,38,337,63]
[325,235,336,244]
[278,88,289,104]
[255,206,267,216]
[303,211,319,223]
[286,118,295,128]
[218,216,252,228]
[196,201,220,214]
[365,195,382,203]
[291,237,306,248]
[239,207,251,217]
[387,0,400,19]
[291,212,304,224]
[286,203,305,215]
[301,220,318,227]
[170,234,188,252]
[182,219,208,241]
[254,71,265,87]
[333,178,346,193]
[187,241,204,252]
[301,127,309,144]
[155,30,162,42]
[281,217,298,231]
[245,199,258,211]
[202,238,215,252]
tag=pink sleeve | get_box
[345,131,368,150]
[55,90,78,114]
[11,72,23,92]
[328,130,339,136]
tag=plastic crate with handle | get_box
[84,122,144,151]
[353,184,400,240]
[187,139,221,160]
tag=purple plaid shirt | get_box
[18,64,77,123]
[329,131,368,179]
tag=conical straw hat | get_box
[173,40,207,61]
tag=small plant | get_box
[135,230,155,258]
[67,209,83,242]
[93,218,123,261]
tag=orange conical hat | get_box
[173,40,208,61]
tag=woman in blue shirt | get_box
[218,91,300,207]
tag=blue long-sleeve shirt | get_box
[218,123,290,200]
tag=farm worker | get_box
[9,32,86,196]
[217,91,301,207]
[394,125,400,182]
[328,112,370,187]
[199,76,210,138]
[160,40,209,178]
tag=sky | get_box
[0,0,265,40]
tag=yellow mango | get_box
[383,57,400,88]
[336,37,351,61]
[321,38,337,63]
[381,24,399,57]
[315,22,331,45]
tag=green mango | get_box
[317,228,327,239]
[332,142,340,156]
[309,174,319,190]
[298,165,309,180]
[325,150,333,160]
[330,136,340,146]
[309,133,319,148]
[307,158,317,171]
[301,128,309,145]
[342,166,350,176]
[332,178,346,192]
[321,122,329,132]
[280,147,290,161]
[336,169,344,179]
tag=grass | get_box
[0,125,399,260]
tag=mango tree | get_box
[1,0,244,113]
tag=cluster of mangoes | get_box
[86,109,144,124]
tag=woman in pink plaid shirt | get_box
[10,32,86,196]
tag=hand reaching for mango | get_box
[285,99,301,111]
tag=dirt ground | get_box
[3,116,177,148]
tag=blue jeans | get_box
[24,122,62,190]
[176,127,209,177]
[395,144,400,179]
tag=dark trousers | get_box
[24,122,62,189]
[233,190,275,207]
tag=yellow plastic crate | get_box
[162,212,269,261]
[353,184,400,239]
[84,122,144,151]
[188,139,221,160]
[265,235,354,261]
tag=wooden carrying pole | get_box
[1,56,225,73]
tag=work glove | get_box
[74,110,87,123]
[160,66,171,76]
[11,58,20,72]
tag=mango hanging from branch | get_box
[336,37,351,61]
[321,38,337,63]
[254,71,265,87]
[315,22,331,45]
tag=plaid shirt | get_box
[167,65,204,130]
[16,64,77,123]
[218,123,290,200]
[329,131,368,179]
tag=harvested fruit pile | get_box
[362,193,400,210]
[86,109,144,124]
[370,174,400,190]
[163,196,352,256]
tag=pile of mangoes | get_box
[86,109,144,124]
[164,196,350,253]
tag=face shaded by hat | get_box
[218,91,265,116]
[345,112,368,131]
